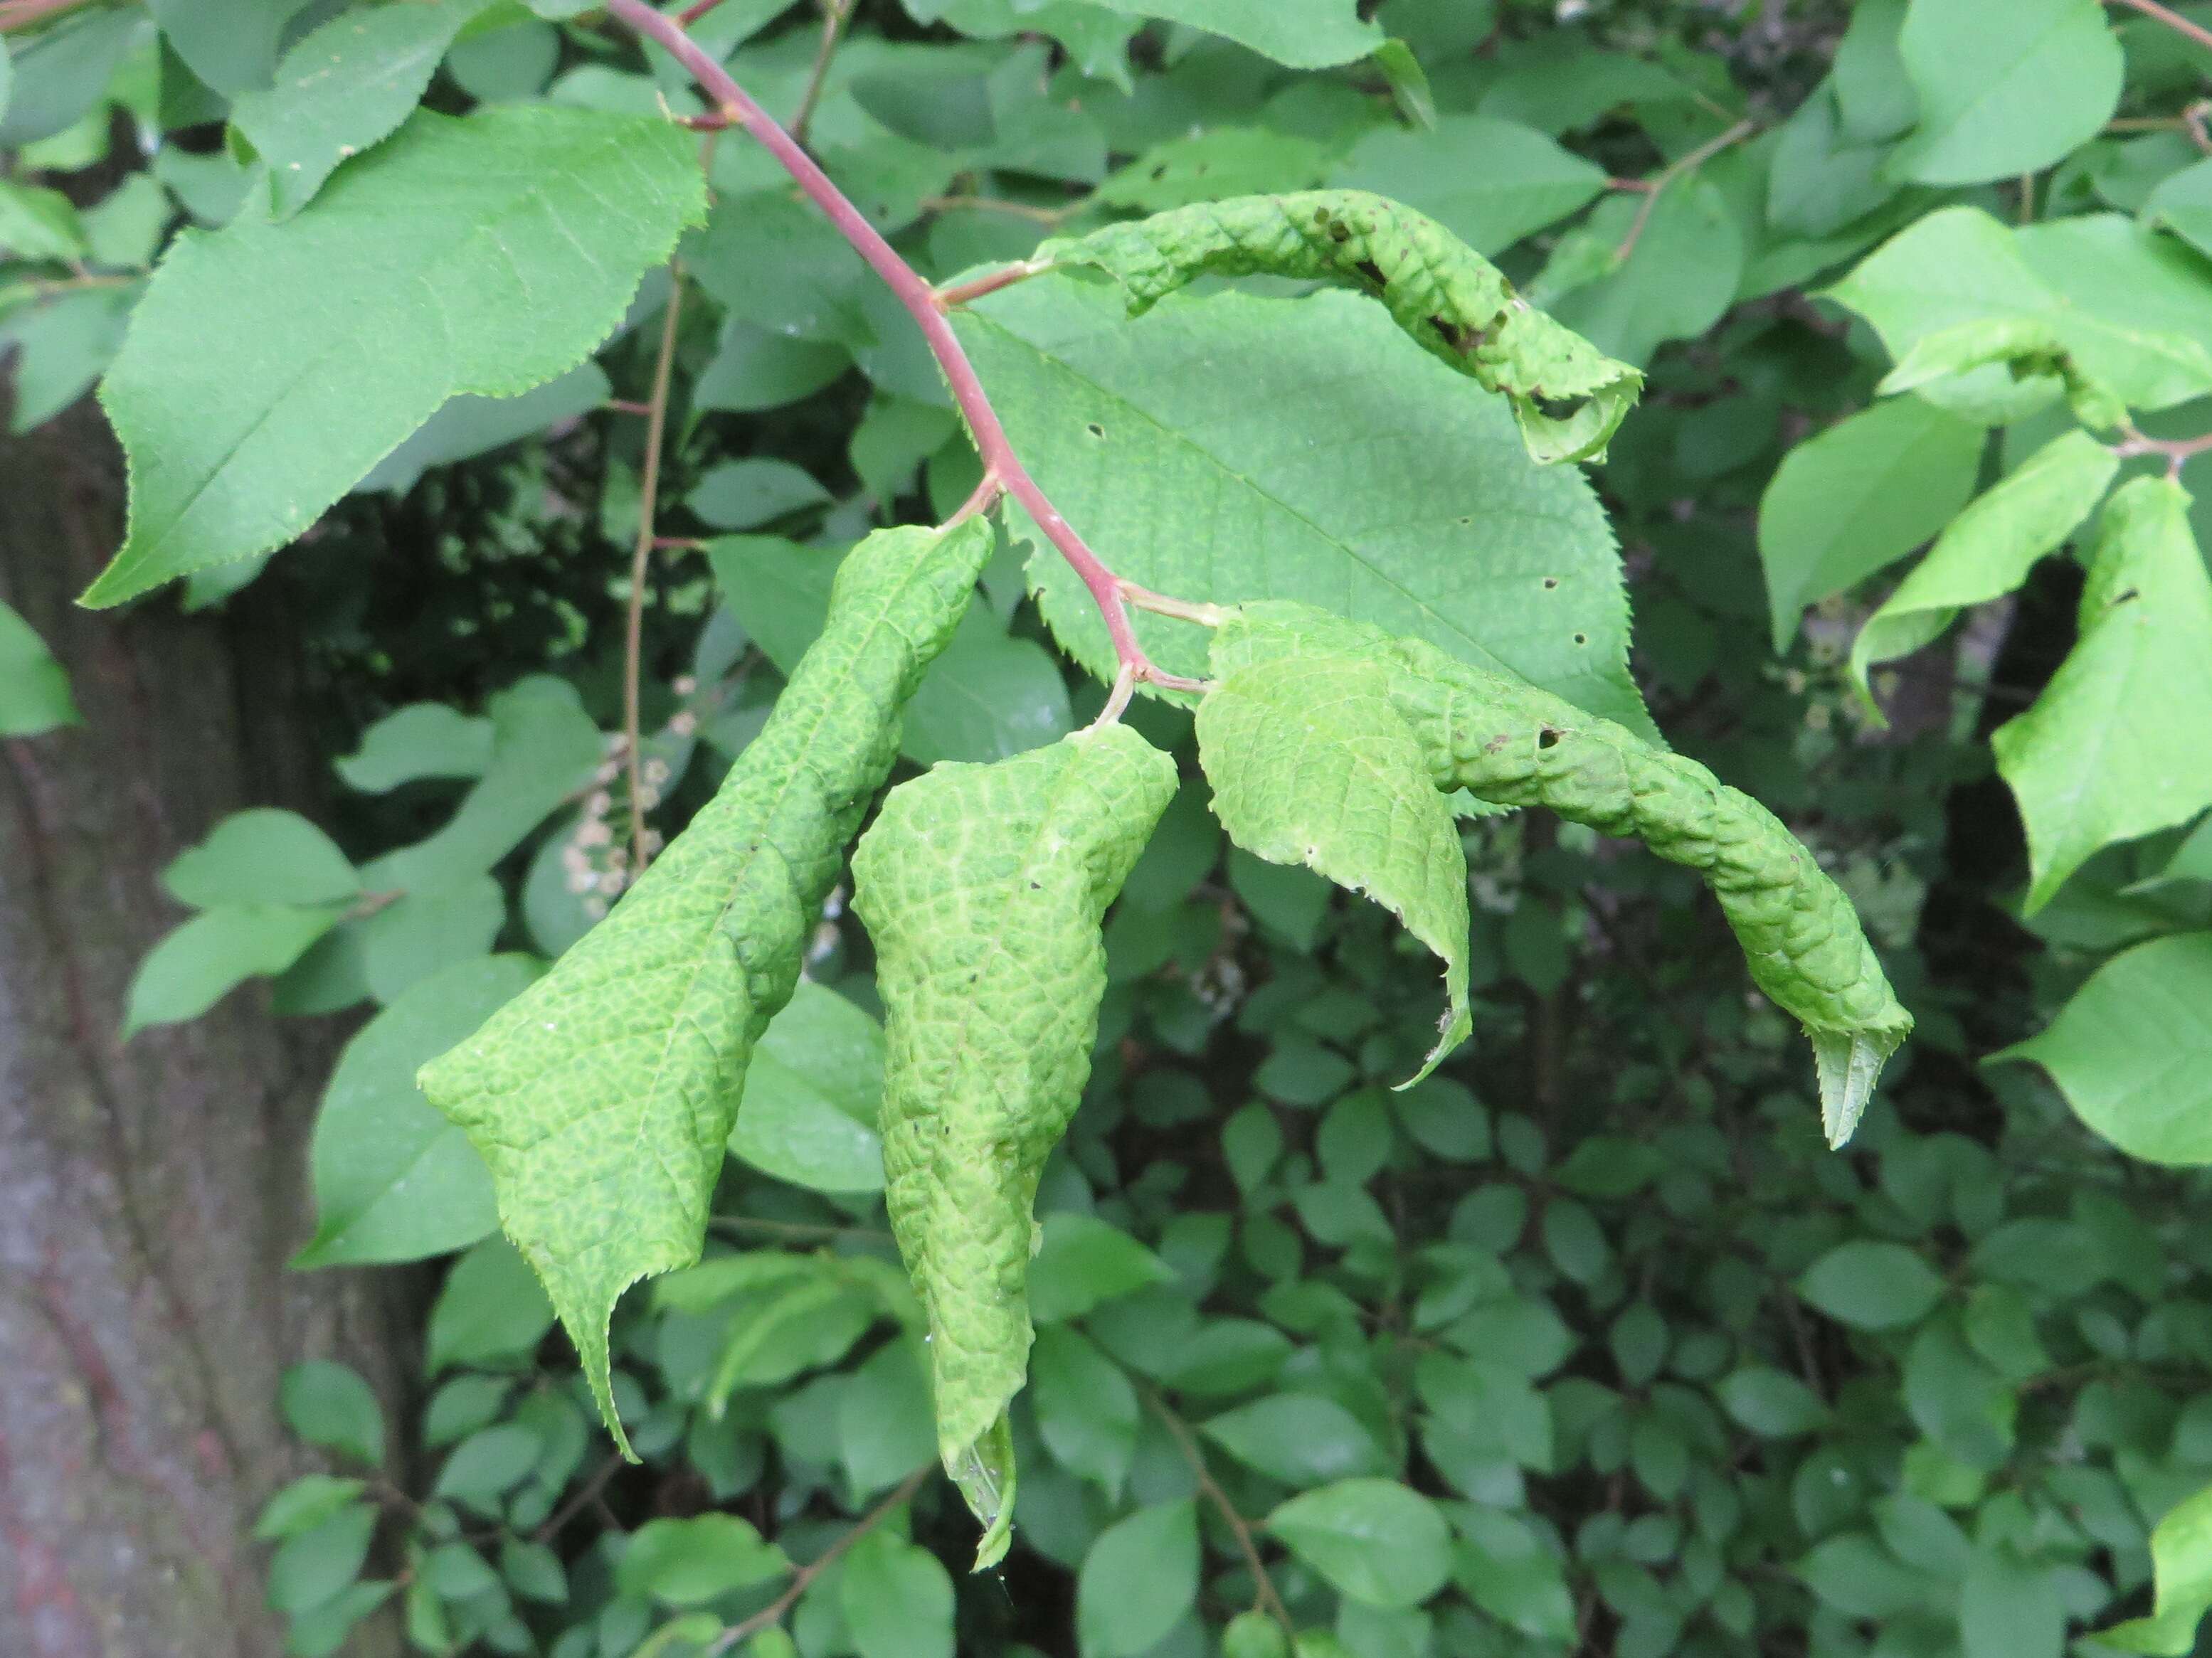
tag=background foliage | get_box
[11,0,2212,1655]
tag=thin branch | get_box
[534,1452,627,1543]
[2110,0,2212,51]
[1141,1386,1291,1633]
[790,0,851,148]
[603,0,1200,695]
[623,264,687,878]
[2112,425,2212,480]
[933,259,1052,308]
[1614,119,1756,263]
[706,1467,931,1654]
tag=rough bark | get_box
[0,405,409,1657]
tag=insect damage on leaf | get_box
[1215,602,1912,1147]
[851,724,1178,1569]
[418,516,994,1452]
[1196,642,1472,1081]
[1033,189,1643,464]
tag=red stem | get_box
[603,0,1198,691]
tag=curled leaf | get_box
[1199,620,1471,1080]
[1035,190,1641,464]
[1221,602,1912,1146]
[420,516,993,1451]
[852,725,1178,1567]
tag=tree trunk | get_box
[0,405,409,1657]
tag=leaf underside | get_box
[852,723,1177,1568]
[420,516,993,1451]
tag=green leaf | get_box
[1961,1544,2065,1658]
[1849,430,2117,717]
[280,1361,386,1467]
[853,724,1176,1565]
[617,1515,790,1606]
[255,1476,370,1542]
[687,457,832,530]
[231,0,494,218]
[1267,1479,1451,1609]
[1027,1213,1175,1322]
[432,1423,545,1510]
[1076,1501,1200,1657]
[361,677,603,894]
[1202,1394,1387,1487]
[1717,1366,1829,1437]
[124,903,346,1035]
[1833,0,1916,142]
[425,1235,556,1374]
[1758,395,1984,652]
[164,808,359,910]
[1222,1610,1291,1658]
[1085,0,1380,67]
[1993,477,2212,910]
[1031,1325,1139,1494]
[266,1502,377,1616]
[2099,1482,2212,1654]
[1827,206,2212,415]
[839,1339,936,1495]
[841,1530,954,1658]
[1451,1509,1575,1640]
[1331,115,1608,257]
[1240,600,1912,1146]
[421,519,992,1451]
[0,11,144,149]
[1097,129,1333,213]
[147,0,319,95]
[1994,932,2212,1165]
[903,610,1076,765]
[1893,0,2121,186]
[0,180,89,263]
[1198,617,1471,1079]
[295,955,540,1269]
[353,363,613,495]
[83,107,705,606]
[729,979,887,1194]
[1,287,137,435]
[956,280,1649,732]
[2147,157,2212,261]
[1032,191,1642,465]
[1797,1241,1946,1331]
[1550,176,1746,371]
[0,600,78,735]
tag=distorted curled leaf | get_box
[1034,188,1642,462]
[1210,602,1911,1146]
[420,516,992,1452]
[851,723,1177,1568]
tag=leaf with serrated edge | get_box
[420,518,993,1452]
[1849,430,2117,719]
[84,106,704,607]
[1034,191,1641,464]
[1994,475,2212,913]
[1219,602,1910,1147]
[852,724,1176,1569]
[956,282,1649,735]
[1198,628,1471,1081]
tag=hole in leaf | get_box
[1541,576,1560,590]
[1538,728,1561,749]
[1572,632,1587,646]
[1086,423,1105,438]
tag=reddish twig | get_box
[623,265,687,876]
[1614,118,1756,263]
[2113,426,2212,479]
[1141,1387,1291,1633]
[2110,0,2212,51]
[603,0,1202,695]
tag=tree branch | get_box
[623,263,687,878]
[1614,119,1756,263]
[790,0,851,148]
[601,0,1203,694]
[705,1467,931,1654]
[1141,1386,1291,1633]
[2109,0,2212,51]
